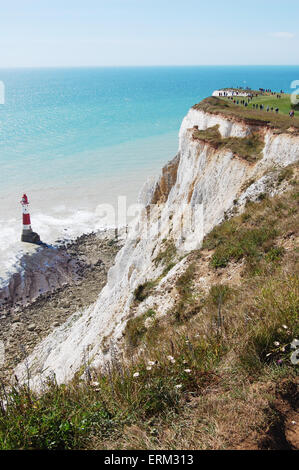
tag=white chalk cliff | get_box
[15,103,299,389]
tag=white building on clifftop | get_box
[212,89,251,97]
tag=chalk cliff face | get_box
[15,106,299,388]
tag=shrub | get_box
[134,281,157,302]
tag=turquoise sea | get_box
[0,65,299,280]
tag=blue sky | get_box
[0,0,298,67]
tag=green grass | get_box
[0,331,223,450]
[249,93,299,116]
[202,172,298,274]
[193,125,264,162]
[202,206,280,271]
[222,89,299,117]
[239,275,299,375]
[209,225,278,270]
[194,95,299,133]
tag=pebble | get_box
[12,317,21,323]
[28,324,36,332]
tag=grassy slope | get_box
[0,166,298,450]
[192,125,264,162]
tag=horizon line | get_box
[0,64,299,70]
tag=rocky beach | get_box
[0,230,122,384]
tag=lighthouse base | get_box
[22,230,41,245]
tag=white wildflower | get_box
[145,317,154,329]
[274,342,280,347]
[184,369,191,373]
[167,355,176,363]
[133,372,140,378]
[146,366,152,371]
[148,361,155,366]
[282,325,288,330]
[91,381,100,387]
[175,384,182,389]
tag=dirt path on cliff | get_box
[0,231,122,384]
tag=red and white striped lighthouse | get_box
[20,194,41,244]
[20,194,32,232]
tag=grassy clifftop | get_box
[0,165,298,450]
[194,94,299,133]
